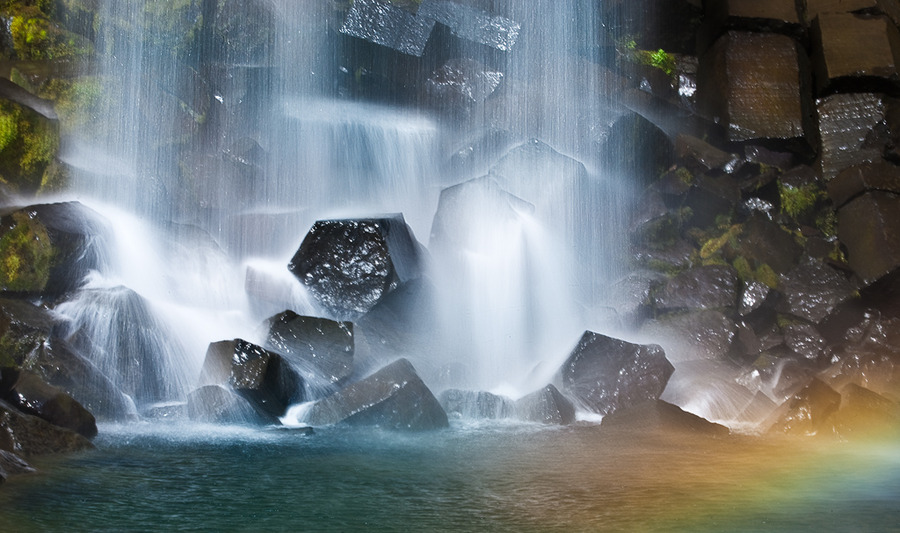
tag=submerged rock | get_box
[305,358,448,430]
[186,385,265,424]
[558,331,673,416]
[600,400,730,436]
[288,215,423,320]
[514,384,576,425]
[264,311,354,387]
[199,339,302,421]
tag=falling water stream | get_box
[4,1,899,530]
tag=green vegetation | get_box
[619,37,678,78]
[7,6,93,60]
[0,211,54,292]
[700,223,741,260]
[778,180,823,220]
[0,99,59,193]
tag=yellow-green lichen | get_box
[0,99,60,192]
[700,223,742,260]
[0,211,54,292]
[778,180,823,220]
[7,7,93,60]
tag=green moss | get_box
[778,180,823,220]
[700,224,742,260]
[815,208,838,238]
[756,263,779,289]
[7,6,93,60]
[0,111,19,152]
[675,166,693,185]
[0,211,54,292]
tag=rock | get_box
[199,339,302,420]
[0,448,35,482]
[660,359,757,423]
[57,285,189,405]
[804,0,877,18]
[305,358,448,430]
[288,215,424,320]
[0,88,60,195]
[827,161,900,209]
[0,202,110,297]
[684,173,743,228]
[0,369,97,439]
[777,258,856,323]
[604,112,675,186]
[425,58,503,114]
[0,297,58,367]
[339,0,435,57]
[354,278,437,366]
[739,280,773,316]
[730,213,802,275]
[558,331,673,416]
[438,389,515,419]
[674,134,743,174]
[514,384,576,425]
[764,378,841,436]
[739,391,779,427]
[817,93,885,181]
[810,12,900,93]
[640,310,736,362]
[833,383,900,437]
[417,0,520,51]
[782,322,829,362]
[0,398,93,456]
[186,385,265,424]
[600,400,730,436]
[699,31,812,145]
[264,311,354,388]
[705,0,801,29]
[654,264,739,311]
[837,192,900,283]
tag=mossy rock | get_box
[36,76,104,137]
[2,6,93,60]
[0,96,59,195]
[0,210,54,292]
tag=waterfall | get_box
[53,0,633,410]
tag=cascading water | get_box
[54,0,633,413]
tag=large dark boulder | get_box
[0,202,109,298]
[339,0,435,57]
[600,400,730,436]
[653,264,738,311]
[186,384,265,424]
[835,192,900,284]
[264,311,354,389]
[418,0,520,52]
[558,331,673,416]
[777,258,856,323]
[0,398,93,456]
[0,368,97,439]
[816,93,886,181]
[639,309,736,362]
[288,215,424,320]
[764,378,842,437]
[199,339,302,421]
[604,112,675,187]
[810,12,900,94]
[305,358,448,430]
[514,384,576,425]
[438,389,515,420]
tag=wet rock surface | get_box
[514,384,576,425]
[264,311,354,387]
[439,389,515,420]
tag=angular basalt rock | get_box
[0,369,97,439]
[804,0,877,18]
[425,58,503,113]
[730,213,803,275]
[777,258,856,323]
[418,0,520,52]
[0,202,109,298]
[339,0,435,57]
[604,112,675,187]
[186,385,265,424]
[640,310,736,362]
[810,12,900,93]
[833,383,900,437]
[817,93,885,181]
[782,322,829,362]
[514,384,576,425]
[354,278,437,363]
[438,389,515,420]
[558,331,673,416]
[675,134,743,174]
[305,358,448,430]
[288,215,423,320]
[764,378,841,436]
[264,311,354,387]
[0,398,93,456]
[199,339,302,420]
[828,161,900,208]
[699,31,811,144]
[836,192,900,283]
[654,264,739,311]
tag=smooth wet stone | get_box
[288,215,423,319]
[654,264,739,311]
[827,161,900,208]
[305,358,448,430]
[0,202,110,298]
[837,192,900,283]
[339,0,435,57]
[600,400,730,436]
[0,369,97,439]
[439,389,514,419]
[199,339,302,420]
[186,385,265,424]
[764,378,841,436]
[817,93,885,181]
[514,384,576,425]
[0,398,93,456]
[558,331,673,416]
[418,0,520,51]
[640,310,736,362]
[604,112,675,186]
[810,12,900,93]
[777,258,856,323]
[264,311,354,387]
